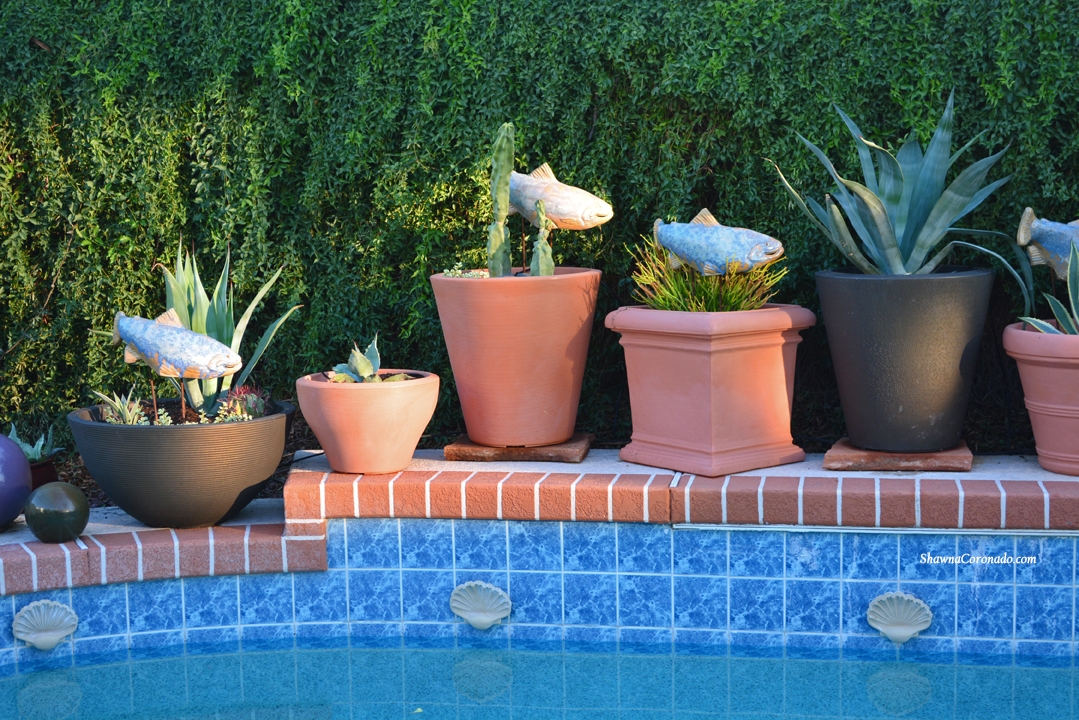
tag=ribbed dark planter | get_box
[68,401,294,528]
[816,267,993,453]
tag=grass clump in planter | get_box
[630,235,788,313]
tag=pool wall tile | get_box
[564,625,617,653]
[127,580,182,633]
[673,576,727,629]
[294,569,348,622]
[401,570,455,622]
[326,518,347,569]
[508,522,562,571]
[562,523,616,571]
[349,569,401,622]
[182,575,238,628]
[786,532,839,578]
[72,583,129,637]
[296,621,350,649]
[400,519,454,569]
[509,572,563,624]
[617,523,672,574]
[619,574,672,627]
[241,623,295,651]
[129,630,183,660]
[729,531,784,577]
[454,521,508,570]
[185,626,239,655]
[73,635,128,666]
[346,518,401,568]
[239,574,295,625]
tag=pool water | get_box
[0,644,1072,720]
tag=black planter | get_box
[816,267,994,453]
[67,401,294,528]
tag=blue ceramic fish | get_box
[653,209,784,275]
[1018,207,1079,280]
[111,310,242,379]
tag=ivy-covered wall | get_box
[2,0,1077,451]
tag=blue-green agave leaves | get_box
[1021,244,1079,334]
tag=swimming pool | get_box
[1,643,1070,719]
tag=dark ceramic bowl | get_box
[68,401,294,528]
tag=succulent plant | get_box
[5,424,63,462]
[217,385,270,422]
[331,334,410,383]
[487,122,515,278]
[1021,244,1079,335]
[92,386,149,425]
[529,200,555,277]
[772,92,1032,315]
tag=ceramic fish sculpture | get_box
[653,208,785,275]
[112,309,242,379]
[508,164,613,231]
[1017,207,1079,280]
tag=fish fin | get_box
[507,202,520,216]
[112,311,125,345]
[700,262,723,276]
[529,163,557,182]
[690,208,720,227]
[667,253,684,270]
[1027,244,1046,266]
[653,219,663,243]
[123,343,140,364]
[1017,207,1036,246]
[182,366,204,379]
[155,360,181,378]
[154,308,184,327]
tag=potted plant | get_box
[6,424,64,489]
[296,334,439,473]
[1004,243,1079,474]
[429,123,610,447]
[67,243,300,528]
[605,209,815,476]
[772,92,1032,453]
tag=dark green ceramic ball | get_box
[25,483,89,544]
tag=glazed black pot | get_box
[68,401,294,528]
[816,267,993,453]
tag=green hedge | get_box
[2,0,1077,451]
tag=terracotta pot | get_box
[296,371,439,474]
[430,268,601,447]
[1003,322,1079,474]
[29,457,59,490]
[605,304,816,476]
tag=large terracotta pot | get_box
[1003,322,1079,475]
[605,304,816,476]
[296,371,439,474]
[430,268,601,447]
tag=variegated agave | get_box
[1021,244,1079,334]
[772,92,1032,315]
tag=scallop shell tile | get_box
[449,581,511,630]
[866,591,932,644]
[13,600,79,651]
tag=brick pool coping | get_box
[1,449,1077,596]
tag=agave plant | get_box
[1021,244,1079,334]
[6,424,63,462]
[772,92,1032,315]
[160,241,301,415]
[330,334,410,383]
[92,386,149,425]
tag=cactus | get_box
[529,200,556,277]
[218,385,270,422]
[486,123,514,277]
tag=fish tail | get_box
[1017,207,1036,247]
[111,311,125,345]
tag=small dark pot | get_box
[816,267,993,453]
[29,458,59,490]
[67,401,294,528]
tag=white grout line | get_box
[169,529,180,578]
[208,528,215,576]
[87,535,107,584]
[957,480,966,529]
[836,478,843,526]
[797,477,805,526]
[387,471,404,518]
[684,475,696,524]
[721,476,731,525]
[280,536,289,573]
[756,477,765,524]
[460,471,477,519]
[18,543,37,592]
[569,475,584,521]
[915,478,922,528]
[0,556,5,596]
[533,473,550,521]
[319,472,329,519]
[496,472,511,520]
[995,479,1007,529]
[1038,480,1050,530]
[59,543,72,588]
[670,472,682,488]
[243,525,251,574]
[425,471,442,519]
[132,532,144,582]
[353,474,363,518]
[642,474,656,523]
[874,478,881,528]
[74,538,87,551]
[606,475,620,522]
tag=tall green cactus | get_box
[529,199,555,276]
[487,122,514,277]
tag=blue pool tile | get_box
[842,581,898,634]
[897,636,956,664]
[296,649,352,705]
[400,519,454,569]
[957,536,1015,583]
[957,584,1015,639]
[674,655,729,711]
[14,588,70,612]
[349,569,401,622]
[729,531,784,577]
[618,523,672,574]
[239,573,294,625]
[74,635,129,666]
[900,534,957,581]
[457,621,509,649]
[729,632,784,658]
[183,575,239,628]
[563,522,616,572]
[294,569,348,622]
[902,581,956,637]
[785,657,841,716]
[842,533,898,580]
[956,638,1015,666]
[296,622,350,649]
[729,578,783,632]
[129,630,183,660]
[565,653,618,707]
[455,570,508,591]
[509,572,563,624]
[242,624,295,651]
[1015,666,1073,715]
[350,622,402,649]
[1017,536,1074,585]
[0,651,14,678]
[674,629,728,656]
[730,656,786,710]
[72,583,128,637]
[186,627,239,655]
[620,574,672,627]
[401,570,455,622]
[840,634,897,662]
[510,624,563,652]
[1016,585,1073,640]
[673,529,726,576]
[674,576,726,629]
[786,532,840,578]
[1015,640,1073,668]
[564,573,617,625]
[565,626,617,653]
[240,645,298,703]
[402,622,455,649]
[0,598,12,648]
[327,518,347,568]
[508,521,562,571]
[131,657,188,712]
[351,648,405,703]
[620,654,673,713]
[785,633,841,660]
[621,628,672,654]
[786,580,840,633]
[347,518,401,568]
[128,579,183,633]
[455,520,508,570]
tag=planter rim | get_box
[296,370,439,389]
[429,266,601,283]
[1003,322,1079,360]
[815,266,993,281]
[67,400,295,431]
[605,302,816,335]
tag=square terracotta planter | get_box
[605,304,816,476]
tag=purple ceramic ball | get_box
[0,435,32,527]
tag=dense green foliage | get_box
[3,0,1078,450]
